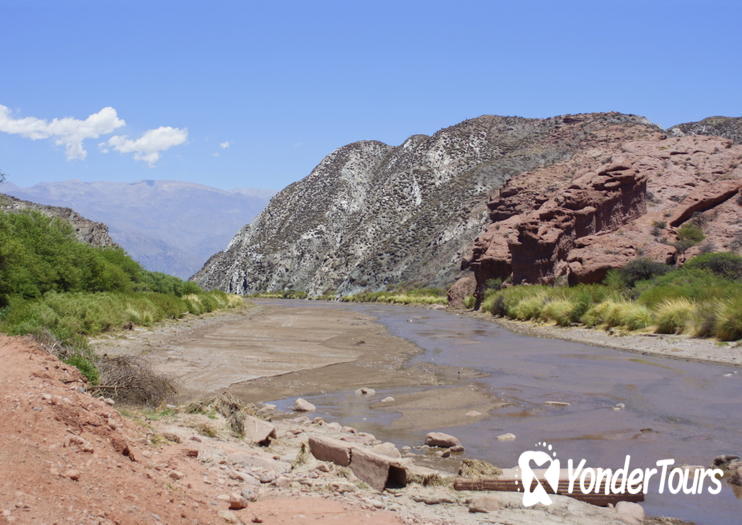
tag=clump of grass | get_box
[540,299,576,326]
[654,299,695,334]
[342,288,447,305]
[463,295,476,309]
[715,297,742,341]
[581,300,652,330]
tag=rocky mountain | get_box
[0,192,116,247]
[457,134,742,304]
[668,116,742,144]
[193,113,663,296]
[0,180,272,278]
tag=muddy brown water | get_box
[255,300,741,525]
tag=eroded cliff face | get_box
[464,135,742,300]
[0,193,117,247]
[193,113,661,296]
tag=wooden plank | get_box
[453,477,645,506]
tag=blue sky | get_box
[1,0,740,191]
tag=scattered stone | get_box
[103,397,115,406]
[371,442,402,459]
[615,501,645,525]
[425,432,461,448]
[713,454,740,468]
[256,470,277,484]
[342,426,357,434]
[240,487,258,502]
[496,433,516,441]
[450,445,464,453]
[312,417,325,425]
[544,401,571,407]
[190,436,202,443]
[217,510,238,523]
[731,465,742,486]
[464,410,482,417]
[613,403,626,411]
[293,398,316,412]
[349,447,407,492]
[355,387,376,397]
[228,493,248,510]
[381,396,395,403]
[325,422,342,431]
[41,393,52,401]
[308,435,352,466]
[185,449,199,458]
[438,450,450,458]
[162,432,181,443]
[169,471,184,481]
[63,469,80,481]
[410,493,457,505]
[329,481,356,494]
[243,415,277,446]
[468,494,501,513]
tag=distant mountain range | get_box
[0,180,273,278]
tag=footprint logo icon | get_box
[517,442,560,506]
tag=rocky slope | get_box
[459,135,742,301]
[0,192,116,247]
[669,116,742,144]
[194,113,661,296]
[1,180,272,278]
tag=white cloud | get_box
[219,141,231,149]
[0,105,125,160]
[102,126,188,166]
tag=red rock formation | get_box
[462,136,742,300]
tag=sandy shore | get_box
[92,303,493,427]
[458,311,742,367]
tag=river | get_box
[259,300,741,525]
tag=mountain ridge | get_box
[193,112,663,295]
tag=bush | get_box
[684,252,742,281]
[674,223,705,253]
[97,355,175,406]
[636,269,740,307]
[615,258,672,288]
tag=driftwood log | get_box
[453,477,645,507]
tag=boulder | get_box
[349,447,407,492]
[615,501,645,525]
[372,442,402,459]
[425,432,461,448]
[293,398,316,412]
[355,387,376,396]
[447,275,476,308]
[308,435,352,466]
[243,415,277,446]
[381,396,395,403]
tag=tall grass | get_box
[478,253,741,341]
[342,288,447,305]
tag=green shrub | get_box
[615,258,672,288]
[636,269,740,307]
[684,252,742,281]
[64,353,100,385]
[675,223,705,252]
